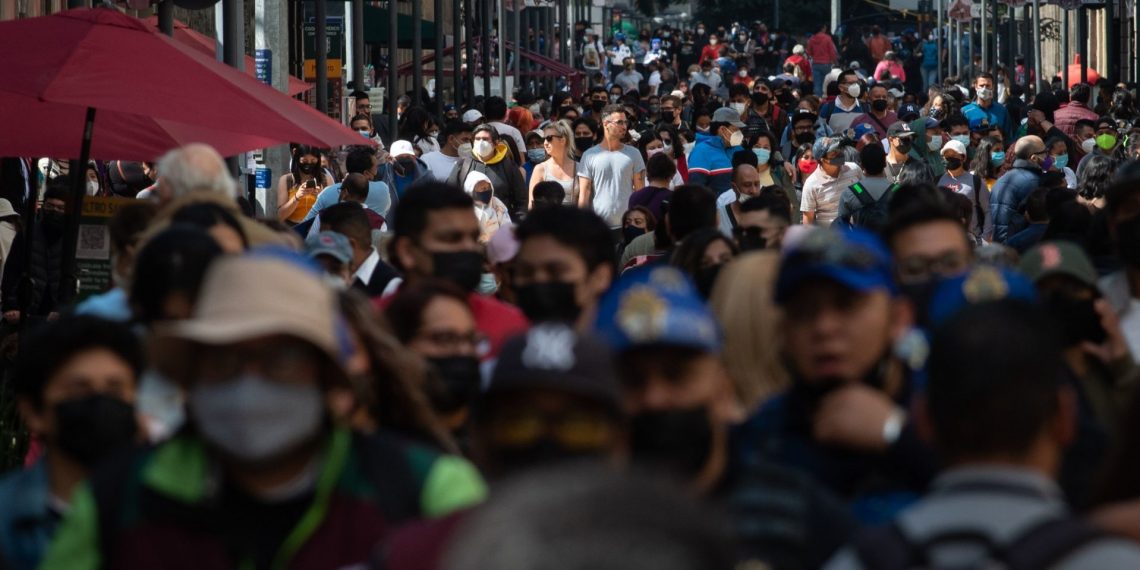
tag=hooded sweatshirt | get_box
[448,142,527,220]
[463,171,511,243]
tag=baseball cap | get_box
[775,227,896,304]
[711,107,746,128]
[897,103,921,122]
[791,108,818,125]
[486,323,622,412]
[1019,241,1098,288]
[848,123,878,141]
[812,136,844,159]
[887,121,915,137]
[926,266,1037,328]
[921,117,941,131]
[940,139,967,156]
[462,109,484,123]
[793,44,805,54]
[968,116,993,132]
[887,86,906,99]
[1096,116,1117,130]
[305,231,352,265]
[390,140,416,158]
[593,266,722,353]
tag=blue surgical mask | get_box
[477,272,499,296]
[1053,154,1069,169]
[527,148,548,163]
[753,148,771,163]
[990,151,1006,166]
[951,134,970,147]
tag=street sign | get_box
[255,49,272,85]
[302,17,344,80]
[303,58,343,79]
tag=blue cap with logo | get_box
[775,227,896,304]
[926,266,1037,328]
[897,103,922,122]
[593,266,722,353]
[304,231,353,265]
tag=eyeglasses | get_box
[197,342,321,384]
[607,120,628,126]
[487,408,616,451]
[895,252,970,284]
[357,104,371,111]
[544,134,565,142]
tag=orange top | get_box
[287,183,318,223]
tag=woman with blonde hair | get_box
[709,251,789,413]
[528,119,581,207]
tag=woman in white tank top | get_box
[529,119,580,207]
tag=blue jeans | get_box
[923,66,939,89]
[812,63,831,96]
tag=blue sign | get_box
[255,49,272,85]
[255,166,272,190]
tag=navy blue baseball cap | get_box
[926,266,1037,328]
[593,266,722,353]
[775,227,897,304]
[897,103,921,122]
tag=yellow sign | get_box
[303,58,342,80]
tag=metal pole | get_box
[1063,8,1070,87]
[831,0,840,37]
[315,0,328,113]
[544,7,553,93]
[353,0,364,93]
[158,0,173,36]
[66,0,84,7]
[514,3,521,98]
[559,0,568,67]
[1032,0,1042,94]
[482,0,492,98]
[937,0,943,82]
[466,0,476,103]
[455,0,463,109]
[413,0,423,107]
[389,0,399,140]
[1106,0,1117,83]
[951,18,956,78]
[224,0,245,177]
[1021,6,1030,94]
[435,0,445,115]
[59,107,95,312]
[1008,6,1016,78]
[981,0,988,73]
[499,0,507,98]
[1080,7,1088,84]
[989,0,997,74]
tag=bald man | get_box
[153,143,235,207]
[991,135,1046,243]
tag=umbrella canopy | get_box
[142,16,312,97]
[1057,54,1100,88]
[0,7,363,152]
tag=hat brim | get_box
[776,265,896,304]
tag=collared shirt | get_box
[801,162,863,226]
[354,248,381,287]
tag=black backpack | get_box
[849,182,899,231]
[852,515,1109,570]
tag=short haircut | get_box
[927,300,1063,462]
[108,201,158,256]
[1071,83,1091,104]
[484,96,508,121]
[473,124,499,141]
[349,113,372,126]
[440,120,474,142]
[321,201,372,247]
[742,189,792,223]
[170,202,248,249]
[882,183,967,248]
[515,206,615,275]
[390,182,474,266]
[345,147,376,175]
[646,153,678,181]
[1023,187,1050,222]
[351,90,369,100]
[860,143,887,176]
[732,149,758,169]
[384,278,470,344]
[1075,118,1097,132]
[940,115,968,132]
[975,71,995,84]
[601,104,626,120]
[668,184,718,241]
[341,173,370,201]
[44,178,69,202]
[838,70,858,85]
[531,181,566,207]
[15,316,144,408]
[130,225,223,324]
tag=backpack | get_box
[583,42,600,68]
[849,182,898,231]
[852,515,1109,570]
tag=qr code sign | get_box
[76,224,110,260]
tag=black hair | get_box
[484,96,508,121]
[398,107,437,146]
[970,136,1002,179]
[882,183,967,248]
[15,316,144,408]
[384,278,471,345]
[670,227,737,280]
[1044,198,1093,248]
[389,182,475,269]
[572,117,600,138]
[645,153,677,182]
[473,123,500,142]
[515,206,616,275]
[44,178,69,203]
[731,149,758,169]
[896,160,935,186]
[668,184,718,242]
[130,225,223,325]
[1071,83,1091,105]
[170,203,248,249]
[440,120,474,143]
[1080,154,1118,202]
[350,90,369,101]
[290,145,324,183]
[860,144,887,176]
[940,115,968,132]
[345,147,377,175]
[741,190,792,224]
[108,202,158,257]
[926,300,1063,463]
[321,201,373,249]
[341,173,370,201]
[531,181,566,207]
[729,83,750,99]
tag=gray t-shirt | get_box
[579,144,646,227]
[837,175,893,222]
[939,170,993,240]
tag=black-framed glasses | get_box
[544,134,565,142]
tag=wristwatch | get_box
[882,408,907,446]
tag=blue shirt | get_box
[963,101,1012,141]
[73,287,131,322]
[302,180,392,222]
[0,459,57,570]
[921,41,938,68]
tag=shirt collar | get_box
[354,248,381,285]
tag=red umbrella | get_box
[0,7,361,151]
[1057,54,1100,88]
[141,16,312,97]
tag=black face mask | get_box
[54,394,138,468]
[736,228,768,252]
[894,139,913,154]
[751,92,770,107]
[871,99,889,113]
[1044,294,1108,346]
[591,100,606,112]
[629,405,714,478]
[426,356,482,413]
[623,225,646,245]
[1116,216,1140,269]
[395,158,417,174]
[40,211,65,235]
[900,278,941,330]
[574,137,595,152]
[514,281,581,323]
[430,250,484,292]
[298,162,318,175]
[944,157,964,170]
[794,131,816,145]
[694,263,723,300]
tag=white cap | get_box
[941,139,968,157]
[793,44,805,55]
[887,87,905,99]
[390,140,416,158]
[669,90,685,99]
[462,109,484,123]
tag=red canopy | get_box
[1057,54,1100,88]
[142,16,312,97]
[0,8,363,154]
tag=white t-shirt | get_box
[1122,298,1140,361]
[801,162,863,227]
[579,144,646,227]
[421,151,462,181]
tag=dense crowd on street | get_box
[7,14,1140,570]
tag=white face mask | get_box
[928,136,943,151]
[457,142,473,158]
[728,130,744,147]
[976,87,993,101]
[190,375,324,463]
[1081,138,1097,154]
[85,180,99,196]
[847,83,861,98]
[730,102,747,115]
[474,139,495,158]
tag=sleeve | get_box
[577,153,594,181]
[302,186,337,222]
[631,148,646,174]
[989,179,1013,243]
[419,455,487,518]
[1,232,23,312]
[980,182,994,241]
[38,484,101,570]
[801,181,817,213]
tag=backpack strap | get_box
[1000,517,1109,570]
[850,182,876,207]
[851,522,923,570]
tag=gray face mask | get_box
[190,375,324,463]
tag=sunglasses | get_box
[544,134,565,142]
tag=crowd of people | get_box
[6,15,1140,570]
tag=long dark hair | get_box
[398,107,436,147]
[290,145,323,185]
[969,136,1001,180]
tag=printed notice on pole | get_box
[75,196,134,300]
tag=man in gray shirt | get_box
[578,105,646,229]
[826,299,1140,570]
[837,143,894,227]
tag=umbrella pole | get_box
[59,107,96,314]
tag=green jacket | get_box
[908,118,946,178]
